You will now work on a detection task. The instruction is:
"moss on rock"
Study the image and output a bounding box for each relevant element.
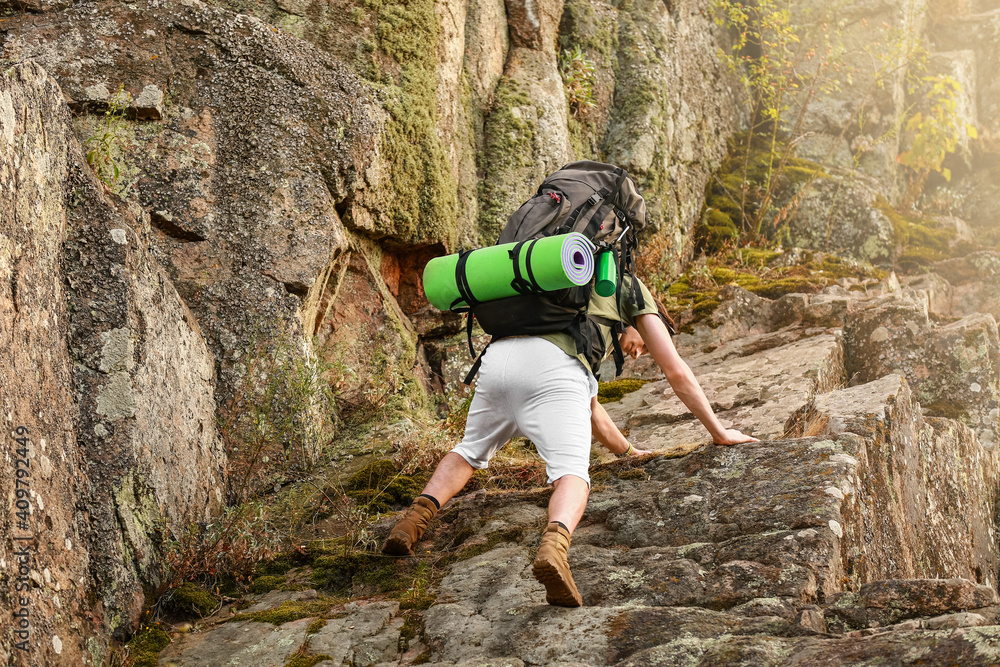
[230,597,339,625]
[250,575,289,594]
[284,654,336,667]
[597,378,651,404]
[698,131,828,252]
[340,459,428,513]
[437,527,526,568]
[165,582,219,618]
[876,196,955,274]
[361,0,457,245]
[310,552,403,594]
[124,625,171,667]
[478,76,537,244]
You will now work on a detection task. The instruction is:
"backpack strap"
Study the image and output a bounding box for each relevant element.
[450,248,480,311]
[465,310,477,358]
[581,167,630,240]
[463,342,488,385]
[554,167,628,236]
[590,314,626,377]
[508,239,546,296]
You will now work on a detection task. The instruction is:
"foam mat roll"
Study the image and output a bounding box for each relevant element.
[423,233,596,311]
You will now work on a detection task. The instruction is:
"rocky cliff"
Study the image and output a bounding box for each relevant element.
[0,61,224,665]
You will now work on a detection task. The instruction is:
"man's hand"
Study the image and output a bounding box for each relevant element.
[713,428,758,446]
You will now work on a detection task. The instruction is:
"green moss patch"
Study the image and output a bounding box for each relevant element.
[250,575,291,594]
[922,398,969,421]
[340,459,429,513]
[360,0,457,244]
[876,197,955,274]
[306,618,327,635]
[125,625,170,667]
[665,247,886,329]
[310,552,404,595]
[597,378,651,404]
[436,527,526,568]
[285,654,336,667]
[616,468,651,481]
[697,131,829,252]
[478,76,537,244]
[230,597,339,625]
[164,582,219,618]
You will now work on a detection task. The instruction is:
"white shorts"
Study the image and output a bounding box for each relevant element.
[451,337,599,485]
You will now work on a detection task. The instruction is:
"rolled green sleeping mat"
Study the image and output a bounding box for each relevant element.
[423,233,596,311]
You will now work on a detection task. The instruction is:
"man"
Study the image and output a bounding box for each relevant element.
[383,277,757,607]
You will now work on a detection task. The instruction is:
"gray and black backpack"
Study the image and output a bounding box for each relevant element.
[456,161,648,384]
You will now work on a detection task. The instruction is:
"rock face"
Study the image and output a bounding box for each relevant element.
[1,0,380,429]
[0,0,743,421]
[0,61,225,663]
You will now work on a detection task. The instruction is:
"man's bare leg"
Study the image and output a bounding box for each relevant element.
[533,474,589,607]
[422,452,476,505]
[547,474,589,532]
[383,452,475,556]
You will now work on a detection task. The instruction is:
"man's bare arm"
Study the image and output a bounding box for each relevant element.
[590,397,651,456]
[634,313,757,446]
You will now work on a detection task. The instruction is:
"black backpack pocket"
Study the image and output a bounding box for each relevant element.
[473,294,582,338]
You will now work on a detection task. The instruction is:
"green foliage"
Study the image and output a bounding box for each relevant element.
[560,46,597,118]
[712,0,800,124]
[124,625,170,667]
[698,132,828,250]
[898,74,977,201]
[399,561,434,610]
[84,85,131,188]
[707,0,955,247]
[597,379,651,404]
[161,500,292,593]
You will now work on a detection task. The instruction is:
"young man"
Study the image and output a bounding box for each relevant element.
[383,277,756,606]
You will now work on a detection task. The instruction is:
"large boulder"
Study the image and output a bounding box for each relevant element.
[844,292,1000,447]
[784,175,897,267]
[934,251,1000,322]
[0,61,225,663]
[805,374,999,586]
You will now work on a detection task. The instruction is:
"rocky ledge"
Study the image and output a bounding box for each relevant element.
[160,255,1000,666]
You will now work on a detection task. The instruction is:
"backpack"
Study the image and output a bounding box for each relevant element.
[457,161,647,384]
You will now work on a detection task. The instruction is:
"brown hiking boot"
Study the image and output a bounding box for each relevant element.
[382,496,438,556]
[532,523,583,607]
